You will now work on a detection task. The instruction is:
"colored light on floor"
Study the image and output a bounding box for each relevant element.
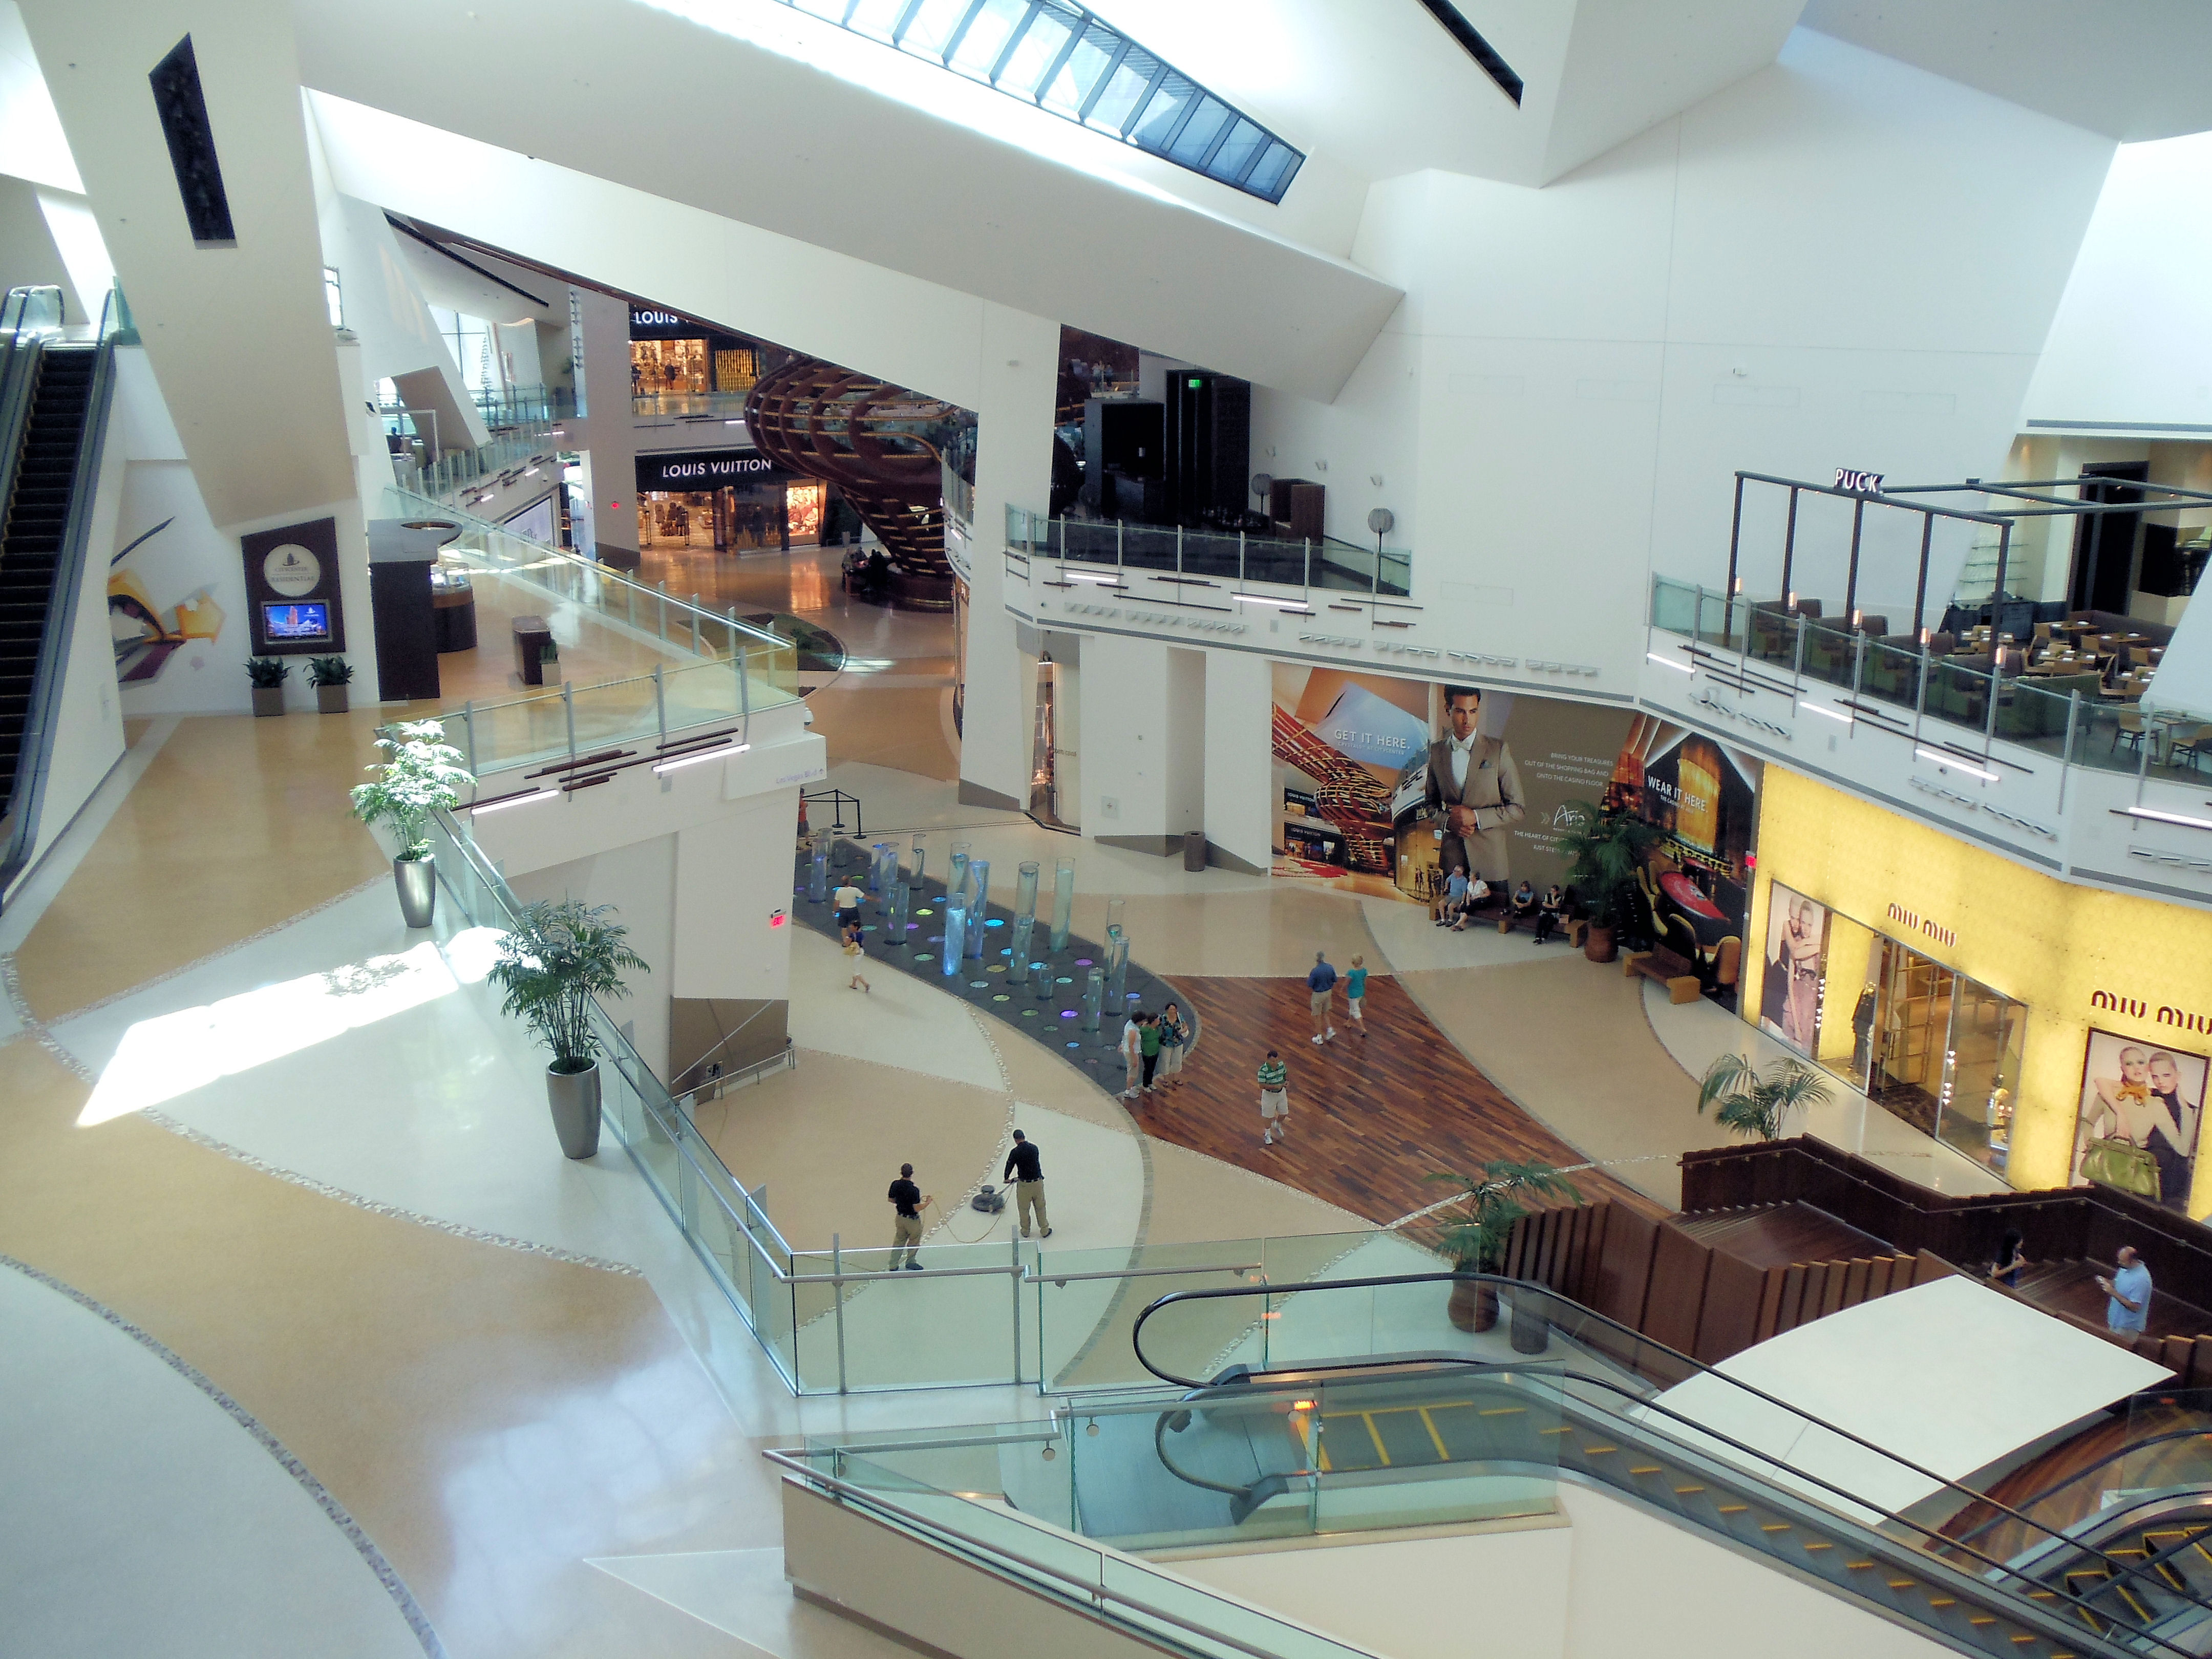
[1075,958,1093,966]
[1022,1009,1037,1017]
[906,923,920,930]
[1059,1010,1077,1018]
[992,994,1009,1002]
[914,953,934,961]
[916,908,933,917]
[969,980,987,988]
[984,919,1004,927]
[1056,976,1074,984]
[1067,1042,1080,1049]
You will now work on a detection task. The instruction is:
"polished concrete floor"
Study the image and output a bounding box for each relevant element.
[0,546,2003,1654]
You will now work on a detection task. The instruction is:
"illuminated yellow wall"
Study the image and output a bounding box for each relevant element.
[1746,768,2212,1209]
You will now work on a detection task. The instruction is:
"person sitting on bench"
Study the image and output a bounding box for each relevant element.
[1509,881,1538,926]
[1534,884,1568,944]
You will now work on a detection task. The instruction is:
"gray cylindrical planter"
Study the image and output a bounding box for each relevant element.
[316,686,350,714]
[251,688,285,717]
[547,1061,602,1159]
[393,856,436,929]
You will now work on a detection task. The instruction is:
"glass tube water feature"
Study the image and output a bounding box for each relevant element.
[942,903,966,975]
[1104,896,1126,941]
[1103,927,1130,1010]
[868,842,889,893]
[948,841,972,907]
[1082,967,1104,1030]
[1050,858,1075,951]
[807,839,831,903]
[910,832,926,888]
[1008,917,1033,984]
[1034,948,1055,1001]
[965,859,991,958]
[1015,861,1040,928]
[888,879,909,943]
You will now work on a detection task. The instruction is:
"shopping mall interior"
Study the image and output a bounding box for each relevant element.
[11,4,2212,1658]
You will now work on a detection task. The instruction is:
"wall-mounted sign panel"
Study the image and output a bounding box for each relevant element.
[635,449,796,491]
[241,516,345,655]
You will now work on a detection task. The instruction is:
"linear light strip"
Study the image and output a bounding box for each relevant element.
[1233,593,1314,612]
[471,787,559,815]
[653,741,751,774]
[1798,700,1852,724]
[1915,746,1997,782]
[1646,652,1693,674]
[2122,806,2212,832]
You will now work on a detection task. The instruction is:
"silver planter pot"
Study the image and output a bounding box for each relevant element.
[546,1061,602,1159]
[393,856,436,929]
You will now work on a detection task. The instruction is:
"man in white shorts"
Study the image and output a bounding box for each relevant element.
[1258,1048,1289,1145]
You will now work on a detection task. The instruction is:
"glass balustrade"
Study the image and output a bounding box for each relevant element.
[1007,506,1411,598]
[1648,573,2212,788]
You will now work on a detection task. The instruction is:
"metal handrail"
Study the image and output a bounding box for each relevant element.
[1951,1424,2212,1548]
[1037,1262,1262,1286]
[760,1449,1385,1659]
[1132,1272,2212,1652]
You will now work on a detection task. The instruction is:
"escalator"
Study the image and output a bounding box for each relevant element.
[1086,1272,2212,1658]
[0,287,117,897]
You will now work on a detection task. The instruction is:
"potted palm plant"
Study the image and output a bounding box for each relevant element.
[1431,1160,1583,1350]
[246,656,290,717]
[1696,1051,1835,1140]
[348,720,474,928]
[307,655,353,714]
[486,899,648,1159]
[1551,799,1660,963]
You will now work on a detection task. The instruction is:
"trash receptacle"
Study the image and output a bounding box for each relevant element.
[1183,830,1206,873]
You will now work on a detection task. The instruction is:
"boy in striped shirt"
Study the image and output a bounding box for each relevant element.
[1258,1049,1290,1145]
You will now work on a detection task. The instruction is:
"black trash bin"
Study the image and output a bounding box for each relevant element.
[1183,830,1206,872]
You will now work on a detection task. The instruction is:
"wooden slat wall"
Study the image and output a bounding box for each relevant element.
[1643,1223,1715,1356]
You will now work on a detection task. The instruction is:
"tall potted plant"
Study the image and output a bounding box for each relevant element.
[246,656,289,717]
[1551,799,1660,964]
[486,899,647,1159]
[1696,1051,1835,1141]
[1431,1160,1583,1350]
[348,720,474,928]
[308,655,353,714]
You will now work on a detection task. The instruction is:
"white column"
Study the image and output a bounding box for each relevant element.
[1203,647,1274,875]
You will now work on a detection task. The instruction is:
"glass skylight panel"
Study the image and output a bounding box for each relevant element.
[995,4,1073,90]
[946,0,1030,74]
[768,0,1302,202]
[1039,22,1117,115]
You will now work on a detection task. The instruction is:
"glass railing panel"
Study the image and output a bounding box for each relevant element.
[1120,523,1178,572]
[1009,512,1411,594]
[789,1241,1026,1392]
[1857,637,1923,714]
[1057,519,1121,569]
[1650,575,1698,636]
[1924,656,1993,733]
[632,390,752,422]
[1243,537,1310,588]
[1744,603,1798,668]
[1181,527,1242,581]
[1033,1242,1271,1392]
[1313,542,1377,593]
[1798,621,1857,690]
[1994,674,2082,759]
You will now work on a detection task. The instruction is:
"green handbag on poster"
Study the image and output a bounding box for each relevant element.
[2082,1137,2161,1199]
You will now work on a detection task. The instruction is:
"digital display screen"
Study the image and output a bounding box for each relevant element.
[263,601,331,642]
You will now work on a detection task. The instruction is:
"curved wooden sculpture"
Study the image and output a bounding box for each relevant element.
[743,359,962,576]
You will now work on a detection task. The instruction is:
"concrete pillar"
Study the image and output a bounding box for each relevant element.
[1076,633,1206,855]
[1203,647,1274,874]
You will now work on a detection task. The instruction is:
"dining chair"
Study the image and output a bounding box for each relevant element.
[2177,725,2212,774]
[2114,709,2148,756]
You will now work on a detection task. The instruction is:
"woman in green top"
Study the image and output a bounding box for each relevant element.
[1156,1002,1188,1088]
[1345,955,1368,1035]
[1139,1012,1164,1093]
[1257,1049,1290,1145]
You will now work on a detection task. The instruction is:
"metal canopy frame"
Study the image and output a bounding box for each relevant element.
[1725,470,2212,642]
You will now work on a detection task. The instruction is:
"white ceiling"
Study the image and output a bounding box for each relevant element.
[1801,0,2212,142]
[1087,0,1807,186]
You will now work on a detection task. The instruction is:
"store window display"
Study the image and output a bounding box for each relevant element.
[2075,1031,2208,1209]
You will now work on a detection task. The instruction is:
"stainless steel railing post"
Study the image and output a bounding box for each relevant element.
[833,1233,848,1395]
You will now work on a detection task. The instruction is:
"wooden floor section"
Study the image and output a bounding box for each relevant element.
[1134,974,1665,1229]
[1673,1202,1893,1270]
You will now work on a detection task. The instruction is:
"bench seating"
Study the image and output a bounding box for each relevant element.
[1624,945,1703,1004]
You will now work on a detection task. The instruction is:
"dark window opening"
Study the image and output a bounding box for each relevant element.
[148,35,236,247]
[1417,1,1523,106]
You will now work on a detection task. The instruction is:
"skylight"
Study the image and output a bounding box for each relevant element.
[775,0,1306,203]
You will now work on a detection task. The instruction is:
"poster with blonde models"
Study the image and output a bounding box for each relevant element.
[2074,1029,2206,1211]
[1759,884,1830,1055]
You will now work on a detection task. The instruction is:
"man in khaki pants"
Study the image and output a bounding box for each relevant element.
[1004,1130,1052,1240]
[887,1164,929,1270]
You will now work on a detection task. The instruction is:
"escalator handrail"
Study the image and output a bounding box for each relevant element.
[1128,1355,2210,1659]
[1952,1426,2212,1550]
[1134,1270,2212,1642]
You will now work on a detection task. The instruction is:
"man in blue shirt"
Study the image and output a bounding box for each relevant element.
[2100,1246,2153,1334]
[1308,951,1338,1046]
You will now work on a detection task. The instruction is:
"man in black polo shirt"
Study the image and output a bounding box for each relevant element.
[1004,1130,1052,1240]
[888,1163,930,1270]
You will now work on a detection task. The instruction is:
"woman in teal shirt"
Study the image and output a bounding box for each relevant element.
[1345,955,1368,1035]
[1139,1011,1164,1093]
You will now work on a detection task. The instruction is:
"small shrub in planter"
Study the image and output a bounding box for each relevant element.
[348,720,474,928]
[307,655,354,714]
[246,657,290,718]
[486,899,648,1158]
[1429,1160,1583,1348]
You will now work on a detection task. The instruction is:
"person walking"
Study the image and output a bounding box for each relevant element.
[1004,1129,1051,1240]
[887,1164,929,1270]
[1139,1011,1164,1094]
[832,875,864,934]
[1345,955,1369,1034]
[1308,951,1338,1045]
[841,923,870,991]
[1157,1002,1188,1088]
[2099,1245,2153,1334]
[1258,1049,1290,1145]
[1120,1009,1144,1101]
